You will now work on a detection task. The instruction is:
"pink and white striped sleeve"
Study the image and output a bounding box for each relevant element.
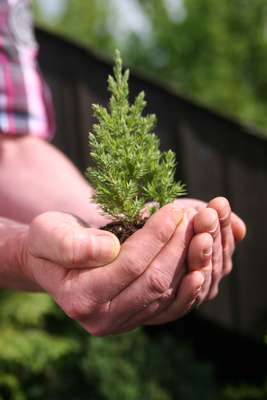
[0,0,56,139]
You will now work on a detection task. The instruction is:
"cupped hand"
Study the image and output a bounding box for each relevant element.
[24,205,206,336]
[174,196,246,306]
[23,197,245,335]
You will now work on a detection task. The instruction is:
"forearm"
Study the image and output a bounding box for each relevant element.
[0,217,42,291]
[0,135,109,226]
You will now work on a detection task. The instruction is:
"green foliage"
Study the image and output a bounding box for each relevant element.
[86,50,185,222]
[0,290,221,400]
[0,291,81,400]
[1,289,266,400]
[222,380,267,400]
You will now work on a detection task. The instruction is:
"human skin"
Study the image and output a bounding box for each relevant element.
[0,205,212,336]
[0,135,246,240]
[0,134,246,335]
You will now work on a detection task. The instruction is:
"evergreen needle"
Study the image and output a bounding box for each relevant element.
[86,49,186,223]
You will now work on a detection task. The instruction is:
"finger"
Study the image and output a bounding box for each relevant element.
[194,208,224,296]
[105,209,197,332]
[231,213,246,243]
[207,197,235,276]
[176,197,246,244]
[174,197,207,211]
[187,232,213,297]
[143,270,205,326]
[208,197,246,245]
[28,211,120,268]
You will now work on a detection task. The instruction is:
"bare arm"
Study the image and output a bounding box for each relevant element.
[0,134,109,227]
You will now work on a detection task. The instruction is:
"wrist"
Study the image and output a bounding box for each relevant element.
[0,218,43,291]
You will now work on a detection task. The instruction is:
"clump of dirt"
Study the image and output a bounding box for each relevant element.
[100,218,147,244]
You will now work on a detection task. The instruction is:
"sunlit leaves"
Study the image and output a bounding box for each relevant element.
[86,50,185,222]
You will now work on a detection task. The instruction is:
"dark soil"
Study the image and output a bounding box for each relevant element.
[100,218,147,244]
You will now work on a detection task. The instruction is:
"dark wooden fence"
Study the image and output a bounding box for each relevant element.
[36,28,267,343]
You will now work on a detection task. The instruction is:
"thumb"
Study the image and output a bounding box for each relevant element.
[28,212,121,268]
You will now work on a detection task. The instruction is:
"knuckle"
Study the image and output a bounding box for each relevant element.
[61,233,75,265]
[61,230,90,266]
[28,214,45,239]
[158,288,175,305]
[29,215,40,231]
[147,267,171,295]
[119,252,146,279]
[30,211,55,231]
[153,222,174,245]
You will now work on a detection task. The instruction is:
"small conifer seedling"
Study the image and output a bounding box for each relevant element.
[86,50,186,240]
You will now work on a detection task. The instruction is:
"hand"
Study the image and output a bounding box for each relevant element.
[174,197,246,243]
[175,196,246,305]
[144,197,246,325]
[23,205,206,336]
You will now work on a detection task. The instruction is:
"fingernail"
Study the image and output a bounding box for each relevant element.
[219,205,230,222]
[208,218,218,233]
[203,244,212,257]
[94,235,120,264]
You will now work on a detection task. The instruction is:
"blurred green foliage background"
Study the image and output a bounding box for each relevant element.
[33,0,267,136]
[0,291,220,399]
[0,290,266,399]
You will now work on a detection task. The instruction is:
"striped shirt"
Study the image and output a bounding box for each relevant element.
[0,0,55,139]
